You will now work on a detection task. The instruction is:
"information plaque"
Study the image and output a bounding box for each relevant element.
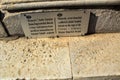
[21,11,90,38]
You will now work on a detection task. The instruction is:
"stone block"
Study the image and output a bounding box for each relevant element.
[3,13,24,36]
[69,33,120,80]
[0,21,7,37]
[1,33,120,79]
[0,37,72,79]
[2,9,120,36]
[92,9,120,33]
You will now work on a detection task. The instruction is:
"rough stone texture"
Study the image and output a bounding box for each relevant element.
[0,37,72,79]
[69,33,120,80]
[0,21,7,37]
[2,9,120,36]
[1,33,120,80]
[3,13,24,36]
[90,9,120,33]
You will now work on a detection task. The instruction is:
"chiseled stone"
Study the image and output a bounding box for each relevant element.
[92,9,120,33]
[0,37,72,79]
[69,33,120,80]
[3,13,24,36]
[0,21,7,37]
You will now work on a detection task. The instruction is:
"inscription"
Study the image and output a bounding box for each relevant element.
[21,11,90,38]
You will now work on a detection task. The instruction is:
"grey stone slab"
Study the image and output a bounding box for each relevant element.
[0,37,72,79]
[2,9,120,37]
[92,9,120,33]
[69,33,120,80]
[3,13,24,36]
[0,21,7,37]
[3,10,60,36]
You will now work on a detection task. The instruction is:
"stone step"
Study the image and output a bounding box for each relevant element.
[0,33,120,80]
[69,33,120,80]
[0,37,72,80]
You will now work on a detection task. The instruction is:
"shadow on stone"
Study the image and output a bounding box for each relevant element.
[0,11,5,20]
[0,12,10,36]
[0,11,9,37]
[87,12,98,34]
[8,5,120,12]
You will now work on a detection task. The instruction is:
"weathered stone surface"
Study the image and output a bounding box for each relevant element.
[69,33,120,80]
[91,9,120,33]
[0,37,72,79]
[1,0,75,4]
[1,33,120,79]
[2,0,120,6]
[0,21,7,37]
[3,13,24,36]
[2,9,120,36]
